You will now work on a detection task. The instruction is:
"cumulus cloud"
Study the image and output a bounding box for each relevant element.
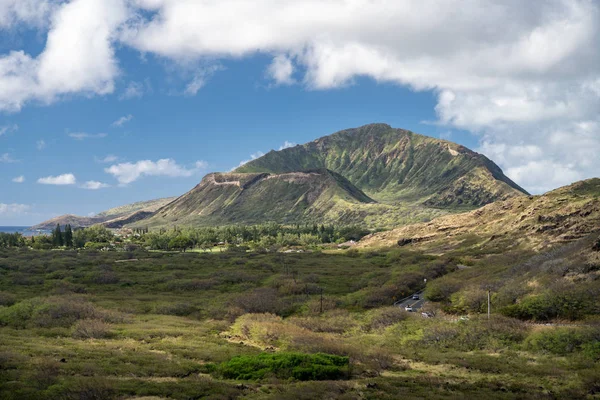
[279,141,297,150]
[81,180,110,190]
[268,55,295,85]
[37,173,76,185]
[36,140,46,150]
[0,0,57,29]
[0,0,128,111]
[68,132,107,140]
[105,158,208,185]
[0,203,30,216]
[12,175,25,183]
[112,114,133,127]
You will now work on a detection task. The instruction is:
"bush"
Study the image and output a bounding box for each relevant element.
[501,290,593,321]
[524,327,600,356]
[0,291,16,306]
[0,296,123,329]
[364,306,409,331]
[72,319,113,339]
[214,352,349,381]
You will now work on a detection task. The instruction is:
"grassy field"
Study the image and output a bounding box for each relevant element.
[1,246,599,399]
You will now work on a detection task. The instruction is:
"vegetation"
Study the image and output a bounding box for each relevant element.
[0,223,372,252]
[1,236,600,399]
[213,353,350,381]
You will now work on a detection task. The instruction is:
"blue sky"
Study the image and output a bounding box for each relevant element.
[1,1,598,225]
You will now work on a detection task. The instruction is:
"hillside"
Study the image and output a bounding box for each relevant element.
[359,178,600,252]
[136,169,391,228]
[29,214,105,231]
[31,197,175,230]
[236,123,527,207]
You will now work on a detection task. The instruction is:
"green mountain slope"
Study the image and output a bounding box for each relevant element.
[236,123,527,207]
[135,169,401,228]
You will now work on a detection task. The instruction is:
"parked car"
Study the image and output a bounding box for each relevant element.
[412,295,420,300]
[405,306,413,312]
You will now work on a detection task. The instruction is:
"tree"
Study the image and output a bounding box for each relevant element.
[52,224,64,247]
[64,224,73,247]
[168,235,193,252]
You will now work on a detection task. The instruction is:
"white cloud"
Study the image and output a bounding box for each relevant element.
[0,153,18,163]
[184,65,223,96]
[36,140,46,150]
[278,141,296,150]
[81,180,110,190]
[0,124,18,137]
[95,154,118,163]
[0,0,56,29]
[12,175,25,183]
[268,55,295,85]
[37,173,76,185]
[105,158,208,185]
[237,151,265,168]
[112,114,133,127]
[119,81,147,100]
[0,203,30,216]
[0,0,128,111]
[68,132,107,140]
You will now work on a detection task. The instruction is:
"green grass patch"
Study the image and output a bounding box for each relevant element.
[214,352,350,381]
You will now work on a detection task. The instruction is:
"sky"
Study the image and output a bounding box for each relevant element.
[1,0,599,225]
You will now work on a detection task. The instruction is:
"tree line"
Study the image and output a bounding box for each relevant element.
[0,223,372,252]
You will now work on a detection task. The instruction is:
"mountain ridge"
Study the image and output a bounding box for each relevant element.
[236,123,527,207]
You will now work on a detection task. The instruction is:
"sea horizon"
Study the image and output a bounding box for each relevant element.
[0,226,50,236]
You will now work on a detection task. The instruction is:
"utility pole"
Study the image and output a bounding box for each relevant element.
[487,290,491,320]
[320,287,324,314]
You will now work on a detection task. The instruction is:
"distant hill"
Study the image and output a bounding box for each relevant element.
[31,197,175,230]
[236,123,527,207]
[359,178,600,251]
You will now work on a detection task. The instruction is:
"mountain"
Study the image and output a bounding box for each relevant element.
[359,178,600,251]
[136,170,389,228]
[132,124,528,229]
[31,197,176,230]
[236,123,527,207]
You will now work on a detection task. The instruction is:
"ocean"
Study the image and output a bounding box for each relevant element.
[0,226,50,236]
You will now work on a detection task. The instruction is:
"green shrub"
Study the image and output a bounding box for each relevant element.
[214,352,349,381]
[524,327,600,356]
[0,296,121,329]
[501,291,592,321]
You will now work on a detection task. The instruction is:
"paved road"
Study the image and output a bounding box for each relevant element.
[394,291,427,312]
